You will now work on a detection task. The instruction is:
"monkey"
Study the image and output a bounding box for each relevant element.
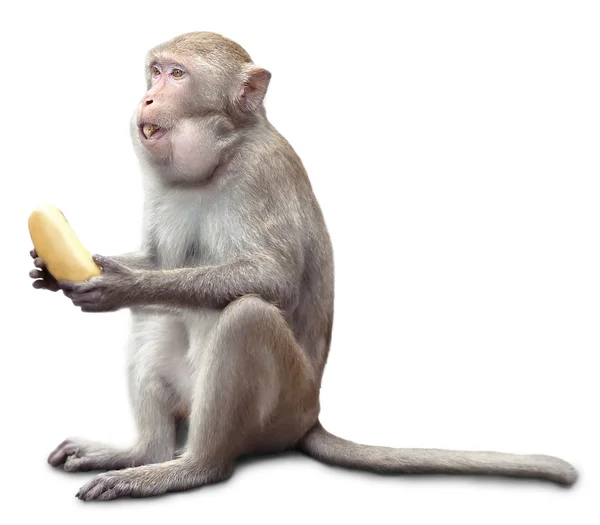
[29,32,577,501]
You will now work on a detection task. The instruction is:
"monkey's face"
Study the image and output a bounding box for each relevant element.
[132,50,237,172]
[135,56,199,148]
[130,33,271,183]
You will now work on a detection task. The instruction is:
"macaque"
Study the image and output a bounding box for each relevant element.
[29,32,577,501]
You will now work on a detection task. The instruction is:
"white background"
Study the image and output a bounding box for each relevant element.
[1,0,598,523]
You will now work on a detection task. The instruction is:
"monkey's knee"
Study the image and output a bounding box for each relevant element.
[213,294,313,392]
[218,294,287,335]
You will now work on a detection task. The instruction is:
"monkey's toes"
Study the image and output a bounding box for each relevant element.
[76,471,154,501]
[48,437,130,472]
[76,473,130,501]
[48,439,80,467]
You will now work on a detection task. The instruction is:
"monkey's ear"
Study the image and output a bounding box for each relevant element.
[238,67,271,112]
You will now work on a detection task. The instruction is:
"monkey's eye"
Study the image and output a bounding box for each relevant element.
[151,66,160,77]
[172,68,184,78]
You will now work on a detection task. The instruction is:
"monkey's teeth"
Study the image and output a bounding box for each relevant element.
[143,124,160,139]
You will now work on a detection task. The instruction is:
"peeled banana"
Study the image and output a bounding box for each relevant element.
[28,204,101,282]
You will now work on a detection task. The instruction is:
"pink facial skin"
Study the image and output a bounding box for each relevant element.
[133,58,233,184]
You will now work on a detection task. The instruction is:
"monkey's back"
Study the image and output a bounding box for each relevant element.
[253,124,335,379]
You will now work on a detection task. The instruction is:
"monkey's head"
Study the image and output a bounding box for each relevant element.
[131,32,271,181]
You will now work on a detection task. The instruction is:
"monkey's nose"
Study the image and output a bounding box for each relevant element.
[144,98,154,106]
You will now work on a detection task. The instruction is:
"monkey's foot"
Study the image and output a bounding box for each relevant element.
[48,437,165,472]
[76,458,232,501]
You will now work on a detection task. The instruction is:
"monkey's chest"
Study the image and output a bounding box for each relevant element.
[153,194,235,269]
[151,196,235,360]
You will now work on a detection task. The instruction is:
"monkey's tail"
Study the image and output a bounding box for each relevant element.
[296,420,577,486]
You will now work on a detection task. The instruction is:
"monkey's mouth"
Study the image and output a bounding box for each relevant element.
[139,123,167,141]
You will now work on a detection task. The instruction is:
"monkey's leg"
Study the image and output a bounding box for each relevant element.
[76,295,318,501]
[49,315,190,472]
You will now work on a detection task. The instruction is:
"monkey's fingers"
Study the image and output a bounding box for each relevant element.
[30,248,38,259]
[30,261,59,291]
[32,277,60,292]
[33,256,47,269]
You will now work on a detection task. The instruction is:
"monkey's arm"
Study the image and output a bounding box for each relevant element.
[59,254,300,313]
[137,257,299,311]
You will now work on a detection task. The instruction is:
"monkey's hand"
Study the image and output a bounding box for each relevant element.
[29,248,59,291]
[59,255,140,313]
